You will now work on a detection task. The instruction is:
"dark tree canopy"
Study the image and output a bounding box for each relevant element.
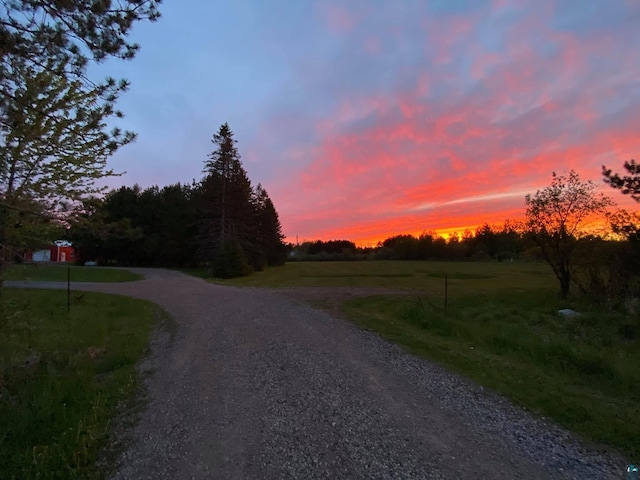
[198,123,286,276]
[0,1,162,73]
[252,183,286,267]
[69,183,199,267]
[603,159,640,202]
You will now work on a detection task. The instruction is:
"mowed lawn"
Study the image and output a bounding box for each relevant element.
[5,264,142,283]
[0,289,165,479]
[215,260,640,460]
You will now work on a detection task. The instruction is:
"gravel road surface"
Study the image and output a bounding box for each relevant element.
[8,268,629,479]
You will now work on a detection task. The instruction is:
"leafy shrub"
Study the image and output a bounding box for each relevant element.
[211,240,251,278]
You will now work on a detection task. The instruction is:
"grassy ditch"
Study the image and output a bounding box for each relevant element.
[0,288,163,479]
[5,264,142,283]
[343,291,640,459]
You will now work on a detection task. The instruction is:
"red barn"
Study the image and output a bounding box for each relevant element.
[50,244,75,262]
[26,240,76,263]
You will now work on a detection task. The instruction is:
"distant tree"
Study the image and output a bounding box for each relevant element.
[252,184,286,267]
[307,240,356,255]
[466,223,524,261]
[525,170,614,298]
[601,160,640,293]
[417,233,435,259]
[446,232,468,260]
[462,224,489,259]
[156,183,200,266]
[607,210,640,289]
[381,234,419,260]
[67,197,110,263]
[608,209,640,241]
[602,159,640,243]
[494,221,526,260]
[99,186,143,265]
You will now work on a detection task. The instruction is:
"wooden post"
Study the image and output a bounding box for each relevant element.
[444,274,448,318]
[67,267,71,313]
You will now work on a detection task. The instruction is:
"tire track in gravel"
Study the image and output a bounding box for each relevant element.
[8,268,628,479]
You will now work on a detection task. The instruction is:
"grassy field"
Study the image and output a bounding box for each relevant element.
[201,259,557,291]
[208,260,640,459]
[0,288,164,479]
[5,264,142,282]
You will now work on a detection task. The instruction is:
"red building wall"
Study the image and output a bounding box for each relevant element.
[49,245,75,262]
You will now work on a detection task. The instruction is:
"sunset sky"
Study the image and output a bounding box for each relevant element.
[96,0,640,246]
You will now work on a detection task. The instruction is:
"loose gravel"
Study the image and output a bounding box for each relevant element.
[8,269,630,479]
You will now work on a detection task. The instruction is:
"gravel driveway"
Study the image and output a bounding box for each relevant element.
[8,268,629,479]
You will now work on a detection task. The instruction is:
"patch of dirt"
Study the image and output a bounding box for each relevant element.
[273,286,418,318]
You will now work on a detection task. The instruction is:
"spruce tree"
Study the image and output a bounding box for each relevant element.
[253,184,286,266]
[199,123,253,276]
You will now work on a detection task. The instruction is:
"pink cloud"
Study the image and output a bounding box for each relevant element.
[322,4,357,34]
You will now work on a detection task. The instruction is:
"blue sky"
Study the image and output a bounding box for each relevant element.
[96,0,640,245]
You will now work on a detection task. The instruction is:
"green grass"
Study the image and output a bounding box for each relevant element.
[0,288,164,479]
[5,264,142,282]
[194,260,556,291]
[343,291,640,459]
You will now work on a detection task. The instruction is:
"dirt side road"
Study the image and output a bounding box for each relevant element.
[8,269,627,479]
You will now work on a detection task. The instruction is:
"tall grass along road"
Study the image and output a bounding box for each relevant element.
[10,268,629,479]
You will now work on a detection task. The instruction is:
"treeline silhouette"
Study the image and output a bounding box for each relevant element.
[68,124,287,277]
[291,223,530,262]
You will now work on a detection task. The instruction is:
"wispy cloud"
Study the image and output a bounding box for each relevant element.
[411,189,534,212]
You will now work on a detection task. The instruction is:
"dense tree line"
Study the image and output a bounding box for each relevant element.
[291,224,531,262]
[69,183,198,267]
[69,124,287,277]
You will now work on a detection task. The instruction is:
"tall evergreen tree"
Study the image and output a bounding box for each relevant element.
[253,184,286,266]
[199,123,254,275]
